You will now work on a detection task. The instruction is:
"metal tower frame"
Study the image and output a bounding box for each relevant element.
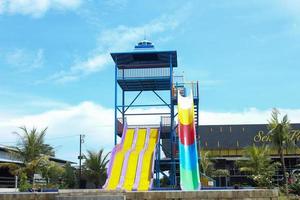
[111,45,178,187]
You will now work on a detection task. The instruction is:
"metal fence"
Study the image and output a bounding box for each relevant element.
[0,176,16,188]
[117,67,170,79]
[172,81,199,99]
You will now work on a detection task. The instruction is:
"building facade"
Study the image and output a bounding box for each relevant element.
[0,145,74,188]
[161,123,300,187]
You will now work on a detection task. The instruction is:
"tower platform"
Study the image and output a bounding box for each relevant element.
[111,51,177,91]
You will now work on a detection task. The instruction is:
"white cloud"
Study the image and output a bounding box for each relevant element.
[0,89,70,114]
[1,101,300,162]
[0,0,82,17]
[103,0,128,8]
[50,3,192,83]
[280,0,300,13]
[0,101,114,162]
[278,0,300,24]
[0,1,4,13]
[74,54,111,73]
[4,48,44,72]
[49,53,111,84]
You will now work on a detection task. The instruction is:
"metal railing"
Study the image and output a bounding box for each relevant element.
[127,124,160,128]
[161,116,171,127]
[172,81,199,99]
[0,176,16,188]
[173,75,184,83]
[117,67,170,80]
[117,117,126,135]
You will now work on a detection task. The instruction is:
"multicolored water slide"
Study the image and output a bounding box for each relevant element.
[178,90,201,190]
[104,127,159,191]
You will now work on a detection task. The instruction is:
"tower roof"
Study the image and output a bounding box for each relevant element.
[111,50,177,69]
[111,40,177,69]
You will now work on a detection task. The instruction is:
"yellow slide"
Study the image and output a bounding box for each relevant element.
[106,128,135,190]
[137,128,159,191]
[122,128,147,190]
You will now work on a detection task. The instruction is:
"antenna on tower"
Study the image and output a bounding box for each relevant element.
[134,36,155,50]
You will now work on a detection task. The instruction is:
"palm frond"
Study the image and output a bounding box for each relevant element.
[83,148,109,187]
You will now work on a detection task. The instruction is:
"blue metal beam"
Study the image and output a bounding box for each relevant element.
[122,90,125,128]
[114,63,118,145]
[117,104,170,108]
[169,53,176,187]
[152,90,171,108]
[124,113,170,116]
[174,112,178,118]
[155,125,161,187]
[117,107,122,114]
[124,91,142,113]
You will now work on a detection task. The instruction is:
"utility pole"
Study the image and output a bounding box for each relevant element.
[78,134,85,188]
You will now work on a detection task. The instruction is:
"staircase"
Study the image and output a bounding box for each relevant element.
[194,102,199,129]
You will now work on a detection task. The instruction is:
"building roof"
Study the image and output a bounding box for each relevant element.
[0,158,22,164]
[0,145,75,164]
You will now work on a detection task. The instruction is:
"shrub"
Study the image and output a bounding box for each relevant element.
[19,173,31,192]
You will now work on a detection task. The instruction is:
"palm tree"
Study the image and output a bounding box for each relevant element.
[83,149,109,188]
[200,151,214,176]
[267,108,293,193]
[0,126,55,177]
[15,126,54,162]
[237,145,279,187]
[200,150,230,186]
[62,163,77,188]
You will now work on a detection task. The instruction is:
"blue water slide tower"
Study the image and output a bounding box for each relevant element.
[110,40,199,188]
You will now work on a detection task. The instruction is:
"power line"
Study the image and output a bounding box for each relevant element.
[1,125,114,144]
[1,134,80,144]
[0,141,17,144]
[45,134,80,141]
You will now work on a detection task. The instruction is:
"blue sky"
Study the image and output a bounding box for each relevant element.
[0,0,300,162]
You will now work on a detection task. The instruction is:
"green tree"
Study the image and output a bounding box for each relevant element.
[83,149,109,188]
[237,145,279,187]
[0,127,58,188]
[15,126,55,163]
[200,150,230,187]
[267,108,294,193]
[19,172,31,192]
[200,151,214,176]
[159,175,170,187]
[62,163,77,189]
[38,156,65,186]
[200,150,229,178]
